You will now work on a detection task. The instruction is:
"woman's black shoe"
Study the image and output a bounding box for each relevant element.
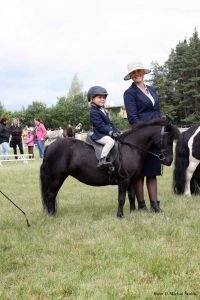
[138,200,148,211]
[150,201,161,213]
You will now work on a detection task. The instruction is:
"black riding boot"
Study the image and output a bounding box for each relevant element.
[97,157,112,169]
[138,200,148,211]
[150,201,161,213]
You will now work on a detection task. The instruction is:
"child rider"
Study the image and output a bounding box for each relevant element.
[87,86,120,168]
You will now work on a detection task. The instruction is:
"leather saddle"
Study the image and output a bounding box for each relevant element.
[85,134,119,163]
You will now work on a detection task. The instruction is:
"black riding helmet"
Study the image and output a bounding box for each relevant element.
[87,86,108,102]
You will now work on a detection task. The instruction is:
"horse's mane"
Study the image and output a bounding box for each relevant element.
[120,118,169,139]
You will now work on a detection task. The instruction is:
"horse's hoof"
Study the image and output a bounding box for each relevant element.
[48,211,56,217]
[117,213,124,218]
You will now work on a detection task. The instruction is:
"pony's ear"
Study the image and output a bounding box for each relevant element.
[165,124,172,132]
[161,114,173,124]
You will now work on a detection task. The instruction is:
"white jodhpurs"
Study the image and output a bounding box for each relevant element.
[96,136,115,158]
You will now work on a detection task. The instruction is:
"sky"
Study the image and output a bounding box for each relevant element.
[1,0,200,111]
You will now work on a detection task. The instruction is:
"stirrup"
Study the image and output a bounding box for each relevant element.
[97,157,112,169]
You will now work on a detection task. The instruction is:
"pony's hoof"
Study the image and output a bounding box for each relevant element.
[117,213,124,218]
[48,211,56,217]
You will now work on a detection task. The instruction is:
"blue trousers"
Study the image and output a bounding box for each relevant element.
[37,140,45,158]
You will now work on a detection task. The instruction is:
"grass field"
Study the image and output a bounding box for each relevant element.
[0,159,200,299]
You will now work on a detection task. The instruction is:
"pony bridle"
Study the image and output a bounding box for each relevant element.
[138,125,167,161]
[119,126,168,162]
[157,126,167,161]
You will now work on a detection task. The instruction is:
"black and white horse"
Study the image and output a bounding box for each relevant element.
[173,125,200,196]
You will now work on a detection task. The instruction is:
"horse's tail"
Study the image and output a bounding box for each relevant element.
[173,140,189,194]
[40,146,57,215]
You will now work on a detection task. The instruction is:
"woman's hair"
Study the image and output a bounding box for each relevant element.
[0,117,8,123]
[35,118,41,123]
[12,117,20,126]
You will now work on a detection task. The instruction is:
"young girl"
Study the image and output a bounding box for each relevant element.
[25,127,35,159]
[87,86,120,168]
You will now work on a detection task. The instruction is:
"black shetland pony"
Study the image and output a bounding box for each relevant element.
[173,125,200,196]
[40,119,181,218]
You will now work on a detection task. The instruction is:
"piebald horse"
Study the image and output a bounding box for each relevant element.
[173,125,200,196]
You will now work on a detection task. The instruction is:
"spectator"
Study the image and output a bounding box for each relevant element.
[34,118,47,159]
[25,127,35,159]
[64,124,75,138]
[75,123,82,140]
[0,117,10,160]
[10,118,24,159]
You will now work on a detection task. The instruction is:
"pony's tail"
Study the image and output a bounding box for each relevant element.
[40,146,57,215]
[173,140,189,194]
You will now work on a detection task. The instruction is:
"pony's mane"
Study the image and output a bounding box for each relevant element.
[121,118,168,139]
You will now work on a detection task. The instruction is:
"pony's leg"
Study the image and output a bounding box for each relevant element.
[127,183,136,213]
[117,183,129,218]
[40,160,68,215]
[184,159,199,196]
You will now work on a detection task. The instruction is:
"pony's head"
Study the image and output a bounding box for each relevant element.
[121,118,181,166]
[157,122,181,166]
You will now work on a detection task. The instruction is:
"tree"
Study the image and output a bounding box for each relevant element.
[67,73,82,99]
[22,101,47,127]
[151,28,200,126]
[0,101,6,118]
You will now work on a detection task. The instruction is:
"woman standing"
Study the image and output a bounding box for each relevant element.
[123,61,161,212]
[10,118,24,159]
[0,117,10,160]
[34,118,47,159]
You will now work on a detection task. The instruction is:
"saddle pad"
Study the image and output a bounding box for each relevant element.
[86,135,118,162]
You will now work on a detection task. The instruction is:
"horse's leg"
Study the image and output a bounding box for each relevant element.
[45,177,66,215]
[40,160,68,215]
[184,159,199,196]
[127,183,136,213]
[117,182,129,218]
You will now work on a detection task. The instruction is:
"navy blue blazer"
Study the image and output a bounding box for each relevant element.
[124,83,161,125]
[89,105,118,140]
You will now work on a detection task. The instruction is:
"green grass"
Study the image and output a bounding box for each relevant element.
[0,161,200,299]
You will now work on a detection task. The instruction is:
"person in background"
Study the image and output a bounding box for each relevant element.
[10,117,24,159]
[87,86,120,168]
[123,61,162,213]
[63,123,75,138]
[0,117,10,160]
[22,125,28,147]
[25,127,35,159]
[34,118,47,159]
[75,123,82,140]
